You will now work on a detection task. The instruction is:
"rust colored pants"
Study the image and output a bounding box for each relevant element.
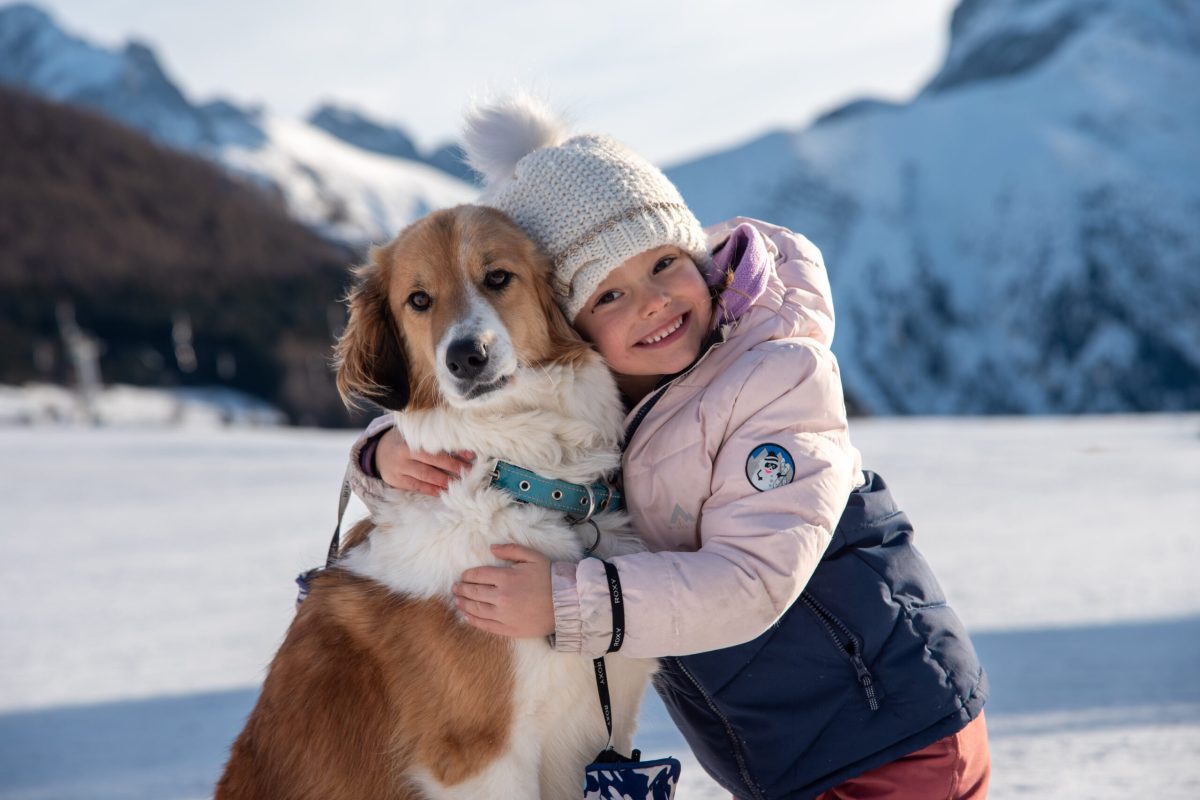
[814,712,991,800]
[734,713,991,800]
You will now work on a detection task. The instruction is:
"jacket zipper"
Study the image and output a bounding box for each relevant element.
[669,656,767,800]
[622,332,727,450]
[622,384,669,449]
[798,592,880,712]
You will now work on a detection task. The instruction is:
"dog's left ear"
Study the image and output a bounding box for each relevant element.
[534,259,592,366]
[335,248,411,411]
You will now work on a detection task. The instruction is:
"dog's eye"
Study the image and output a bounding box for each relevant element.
[407,291,431,311]
[483,269,513,291]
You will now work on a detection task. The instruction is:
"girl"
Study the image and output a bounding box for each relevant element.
[347,96,989,800]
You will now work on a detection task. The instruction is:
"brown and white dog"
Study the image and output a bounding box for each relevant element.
[217,206,655,800]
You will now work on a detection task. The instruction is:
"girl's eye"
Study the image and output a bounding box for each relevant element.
[594,290,621,308]
[408,291,431,311]
[653,256,676,274]
[484,269,513,290]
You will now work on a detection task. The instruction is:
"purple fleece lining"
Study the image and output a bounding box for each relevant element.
[710,223,770,324]
[360,433,383,478]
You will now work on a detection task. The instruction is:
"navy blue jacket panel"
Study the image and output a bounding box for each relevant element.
[654,471,988,800]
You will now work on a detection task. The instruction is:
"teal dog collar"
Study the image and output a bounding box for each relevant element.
[489,461,623,521]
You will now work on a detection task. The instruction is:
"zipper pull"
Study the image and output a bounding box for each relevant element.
[849,653,880,712]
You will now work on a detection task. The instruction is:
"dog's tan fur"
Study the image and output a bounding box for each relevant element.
[218,207,649,800]
[335,206,588,413]
[218,566,515,798]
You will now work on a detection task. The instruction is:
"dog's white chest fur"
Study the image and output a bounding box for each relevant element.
[340,358,656,799]
[341,358,629,597]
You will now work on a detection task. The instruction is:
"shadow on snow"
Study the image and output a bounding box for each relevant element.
[970,614,1200,718]
[2,615,1198,798]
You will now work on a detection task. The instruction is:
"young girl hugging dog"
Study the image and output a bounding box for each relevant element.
[348,95,990,800]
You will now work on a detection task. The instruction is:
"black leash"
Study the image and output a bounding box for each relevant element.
[592,559,638,762]
[325,467,354,567]
[296,464,353,605]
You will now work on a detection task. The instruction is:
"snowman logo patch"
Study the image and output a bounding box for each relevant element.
[746,444,795,491]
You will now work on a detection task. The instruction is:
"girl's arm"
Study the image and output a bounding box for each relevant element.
[552,341,861,658]
[347,416,473,511]
[347,414,401,512]
[373,428,474,496]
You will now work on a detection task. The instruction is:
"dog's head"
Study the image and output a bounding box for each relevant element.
[336,205,590,412]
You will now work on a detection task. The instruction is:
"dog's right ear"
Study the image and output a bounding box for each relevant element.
[335,250,411,412]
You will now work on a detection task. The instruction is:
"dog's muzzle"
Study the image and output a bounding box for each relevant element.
[445,336,510,400]
[445,337,489,381]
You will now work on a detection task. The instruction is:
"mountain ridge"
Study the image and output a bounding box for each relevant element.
[666,0,1199,413]
[3,0,1195,414]
[0,2,476,244]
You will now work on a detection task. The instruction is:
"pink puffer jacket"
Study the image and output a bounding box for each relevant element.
[348,217,864,659]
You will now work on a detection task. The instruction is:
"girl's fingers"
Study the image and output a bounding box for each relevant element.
[407,462,453,490]
[460,566,507,586]
[410,449,466,476]
[390,474,446,498]
[377,427,474,496]
[455,596,497,619]
[490,543,543,563]
[453,581,498,603]
[459,610,506,636]
[381,459,447,493]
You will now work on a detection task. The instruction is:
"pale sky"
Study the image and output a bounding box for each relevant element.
[37,0,959,165]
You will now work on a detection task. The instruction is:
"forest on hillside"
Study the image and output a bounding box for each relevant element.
[0,87,375,426]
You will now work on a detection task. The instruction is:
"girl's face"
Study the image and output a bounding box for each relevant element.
[573,245,713,392]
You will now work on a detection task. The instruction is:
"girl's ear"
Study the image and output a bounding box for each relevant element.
[335,253,411,411]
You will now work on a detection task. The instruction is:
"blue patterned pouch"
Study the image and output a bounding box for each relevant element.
[584,750,681,799]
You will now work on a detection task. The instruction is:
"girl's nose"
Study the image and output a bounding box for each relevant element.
[640,286,671,317]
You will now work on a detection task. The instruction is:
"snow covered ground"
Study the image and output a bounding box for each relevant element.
[0,383,285,428]
[1,414,1197,798]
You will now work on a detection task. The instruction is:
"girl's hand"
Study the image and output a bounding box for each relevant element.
[454,544,555,638]
[376,427,474,497]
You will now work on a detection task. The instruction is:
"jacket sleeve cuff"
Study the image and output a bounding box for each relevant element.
[347,414,397,509]
[549,561,584,653]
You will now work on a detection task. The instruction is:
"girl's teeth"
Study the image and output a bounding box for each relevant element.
[642,316,682,344]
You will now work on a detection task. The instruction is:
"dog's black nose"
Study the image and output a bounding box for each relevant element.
[445,338,490,380]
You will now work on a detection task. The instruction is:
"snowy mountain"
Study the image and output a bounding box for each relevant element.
[305,102,477,183]
[5,0,1196,414]
[668,0,1200,414]
[0,3,223,151]
[307,103,422,161]
[216,113,474,243]
[0,3,476,243]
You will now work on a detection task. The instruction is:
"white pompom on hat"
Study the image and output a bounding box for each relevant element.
[462,94,711,321]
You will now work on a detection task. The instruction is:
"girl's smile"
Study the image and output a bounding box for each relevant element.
[636,312,688,347]
[573,245,714,400]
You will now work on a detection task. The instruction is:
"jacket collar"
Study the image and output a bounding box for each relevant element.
[711,223,772,324]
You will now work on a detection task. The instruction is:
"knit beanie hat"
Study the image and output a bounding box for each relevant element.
[462,95,711,321]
